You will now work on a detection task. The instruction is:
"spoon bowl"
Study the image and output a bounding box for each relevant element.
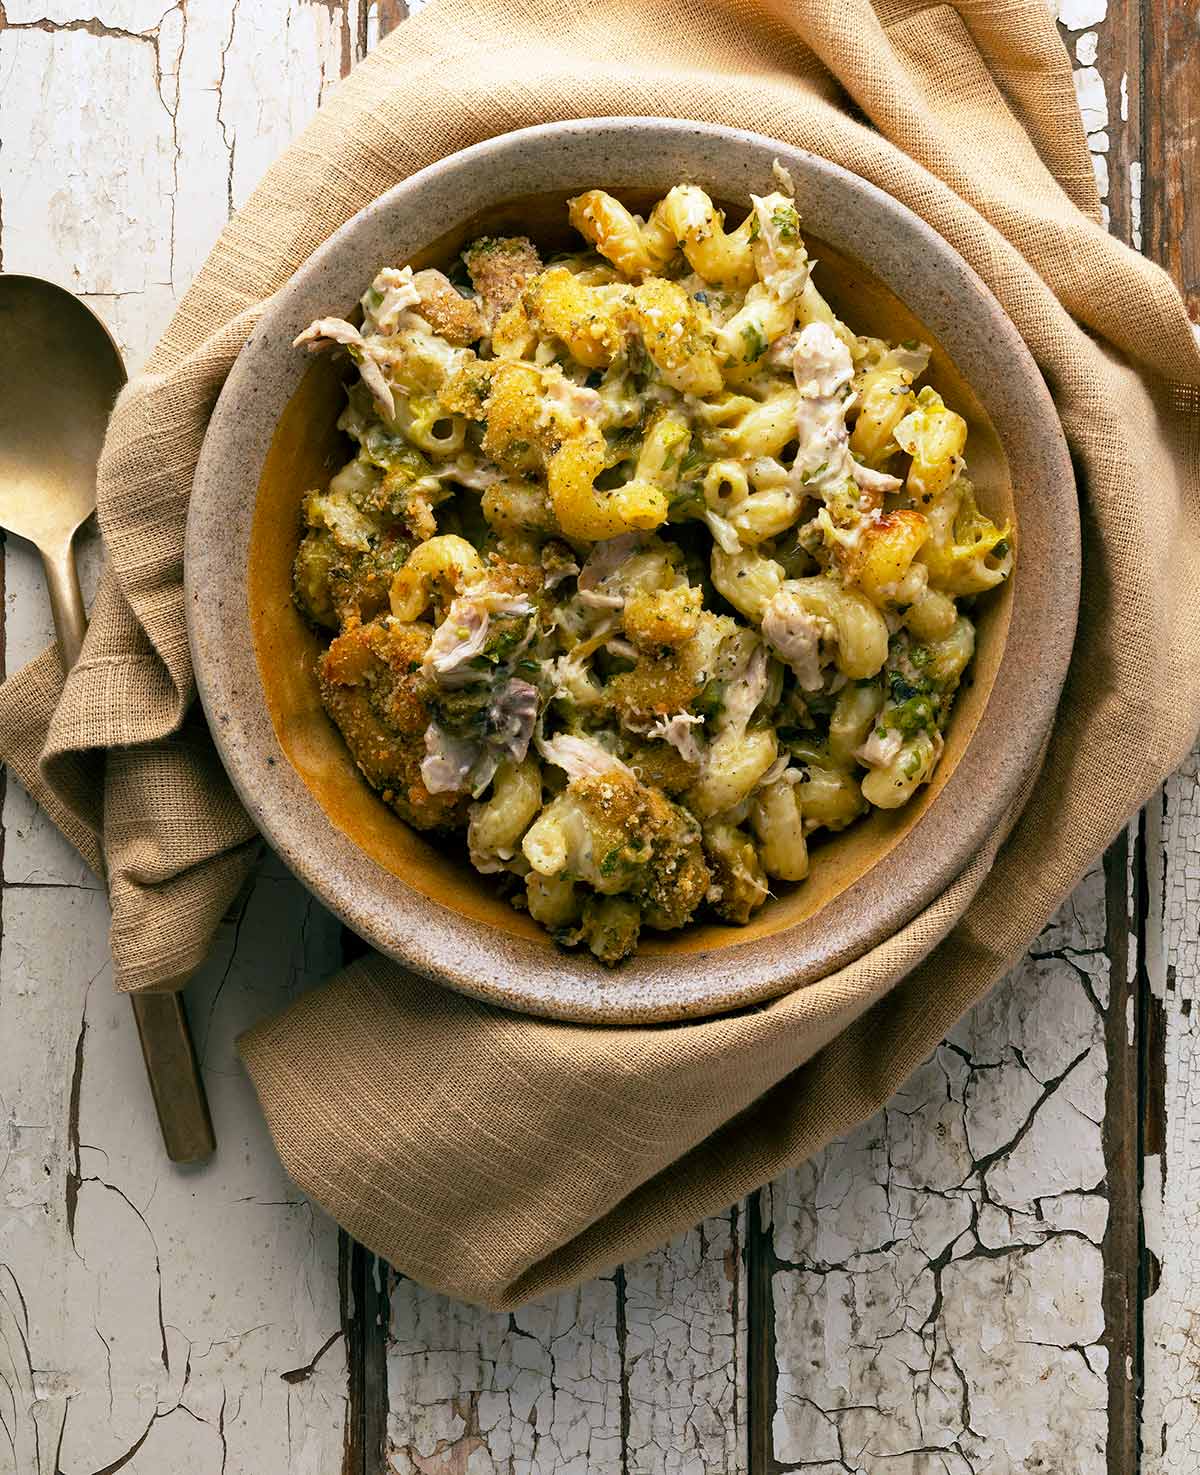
[0,276,124,662]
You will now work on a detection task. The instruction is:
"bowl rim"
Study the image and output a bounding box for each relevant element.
[186,115,1080,1023]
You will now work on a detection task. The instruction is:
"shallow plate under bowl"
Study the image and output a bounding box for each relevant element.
[186,117,1078,1023]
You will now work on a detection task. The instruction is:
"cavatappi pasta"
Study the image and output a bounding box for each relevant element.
[290,182,1014,964]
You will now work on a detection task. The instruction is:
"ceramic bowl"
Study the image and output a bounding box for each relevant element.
[186,117,1078,1023]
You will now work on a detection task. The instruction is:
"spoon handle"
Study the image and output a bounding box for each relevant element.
[40,536,217,1164]
[42,538,87,670]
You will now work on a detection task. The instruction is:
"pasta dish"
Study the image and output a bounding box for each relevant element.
[290,181,1014,963]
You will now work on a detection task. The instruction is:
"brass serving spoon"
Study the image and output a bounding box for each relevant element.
[0,275,215,1163]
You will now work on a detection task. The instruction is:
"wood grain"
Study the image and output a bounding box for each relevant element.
[1137,0,1200,1439]
[1142,0,1200,317]
[383,1217,748,1474]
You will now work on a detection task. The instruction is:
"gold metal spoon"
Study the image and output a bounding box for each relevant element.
[0,274,215,1163]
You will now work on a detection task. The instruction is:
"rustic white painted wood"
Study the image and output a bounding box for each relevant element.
[766,865,1112,1475]
[0,7,353,1474]
[385,1216,748,1474]
[1143,754,1200,1474]
[0,2,1193,1472]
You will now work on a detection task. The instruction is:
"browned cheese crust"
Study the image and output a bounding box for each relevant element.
[318,617,469,832]
[463,236,543,327]
[569,771,709,931]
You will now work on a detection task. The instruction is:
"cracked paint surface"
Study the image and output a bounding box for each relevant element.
[766,867,1111,1474]
[386,1216,748,1474]
[1143,749,1200,1471]
[0,861,350,1474]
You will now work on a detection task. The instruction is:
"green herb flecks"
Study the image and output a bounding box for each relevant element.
[740,322,767,362]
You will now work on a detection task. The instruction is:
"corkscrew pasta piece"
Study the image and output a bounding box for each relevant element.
[389,534,485,620]
[467,757,543,872]
[750,776,809,881]
[657,185,757,288]
[568,190,677,279]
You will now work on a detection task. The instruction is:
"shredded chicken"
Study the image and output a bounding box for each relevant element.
[364,266,421,334]
[648,711,706,766]
[750,193,811,301]
[293,317,396,420]
[762,591,826,691]
[422,588,533,687]
[577,533,644,609]
[488,679,539,763]
[536,731,634,781]
[721,642,770,733]
[790,323,902,502]
[540,369,604,426]
[856,725,904,768]
[421,724,490,795]
[423,600,490,685]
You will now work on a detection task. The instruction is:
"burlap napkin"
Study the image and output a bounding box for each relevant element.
[2,0,1197,1309]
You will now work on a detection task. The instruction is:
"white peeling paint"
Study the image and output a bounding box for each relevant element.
[1074,66,1110,135]
[1076,31,1100,65]
[1120,71,1129,122]
[1142,751,1200,1472]
[1131,161,1144,251]
[768,866,1112,1472]
[386,1222,749,1474]
[0,6,355,1472]
[1058,0,1109,29]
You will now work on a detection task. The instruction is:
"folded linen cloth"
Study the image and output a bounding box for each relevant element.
[2,0,1197,1310]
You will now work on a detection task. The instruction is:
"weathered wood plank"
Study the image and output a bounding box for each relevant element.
[384,1215,748,1474]
[1130,0,1200,1463]
[0,847,350,1474]
[1141,0,1200,318]
[760,864,1112,1474]
[1141,757,1200,1472]
[0,5,359,1473]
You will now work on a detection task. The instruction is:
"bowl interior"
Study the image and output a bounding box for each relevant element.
[247,190,1014,956]
[190,118,1076,1022]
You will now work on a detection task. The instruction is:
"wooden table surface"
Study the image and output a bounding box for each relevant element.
[0,3,1195,1471]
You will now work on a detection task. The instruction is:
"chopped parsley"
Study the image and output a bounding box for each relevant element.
[888,670,931,704]
[681,440,707,473]
[740,322,767,362]
[890,694,936,736]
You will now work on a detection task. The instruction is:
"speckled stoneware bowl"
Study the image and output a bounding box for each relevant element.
[186,117,1079,1023]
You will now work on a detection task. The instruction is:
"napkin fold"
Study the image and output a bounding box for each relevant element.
[3,0,1198,1308]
